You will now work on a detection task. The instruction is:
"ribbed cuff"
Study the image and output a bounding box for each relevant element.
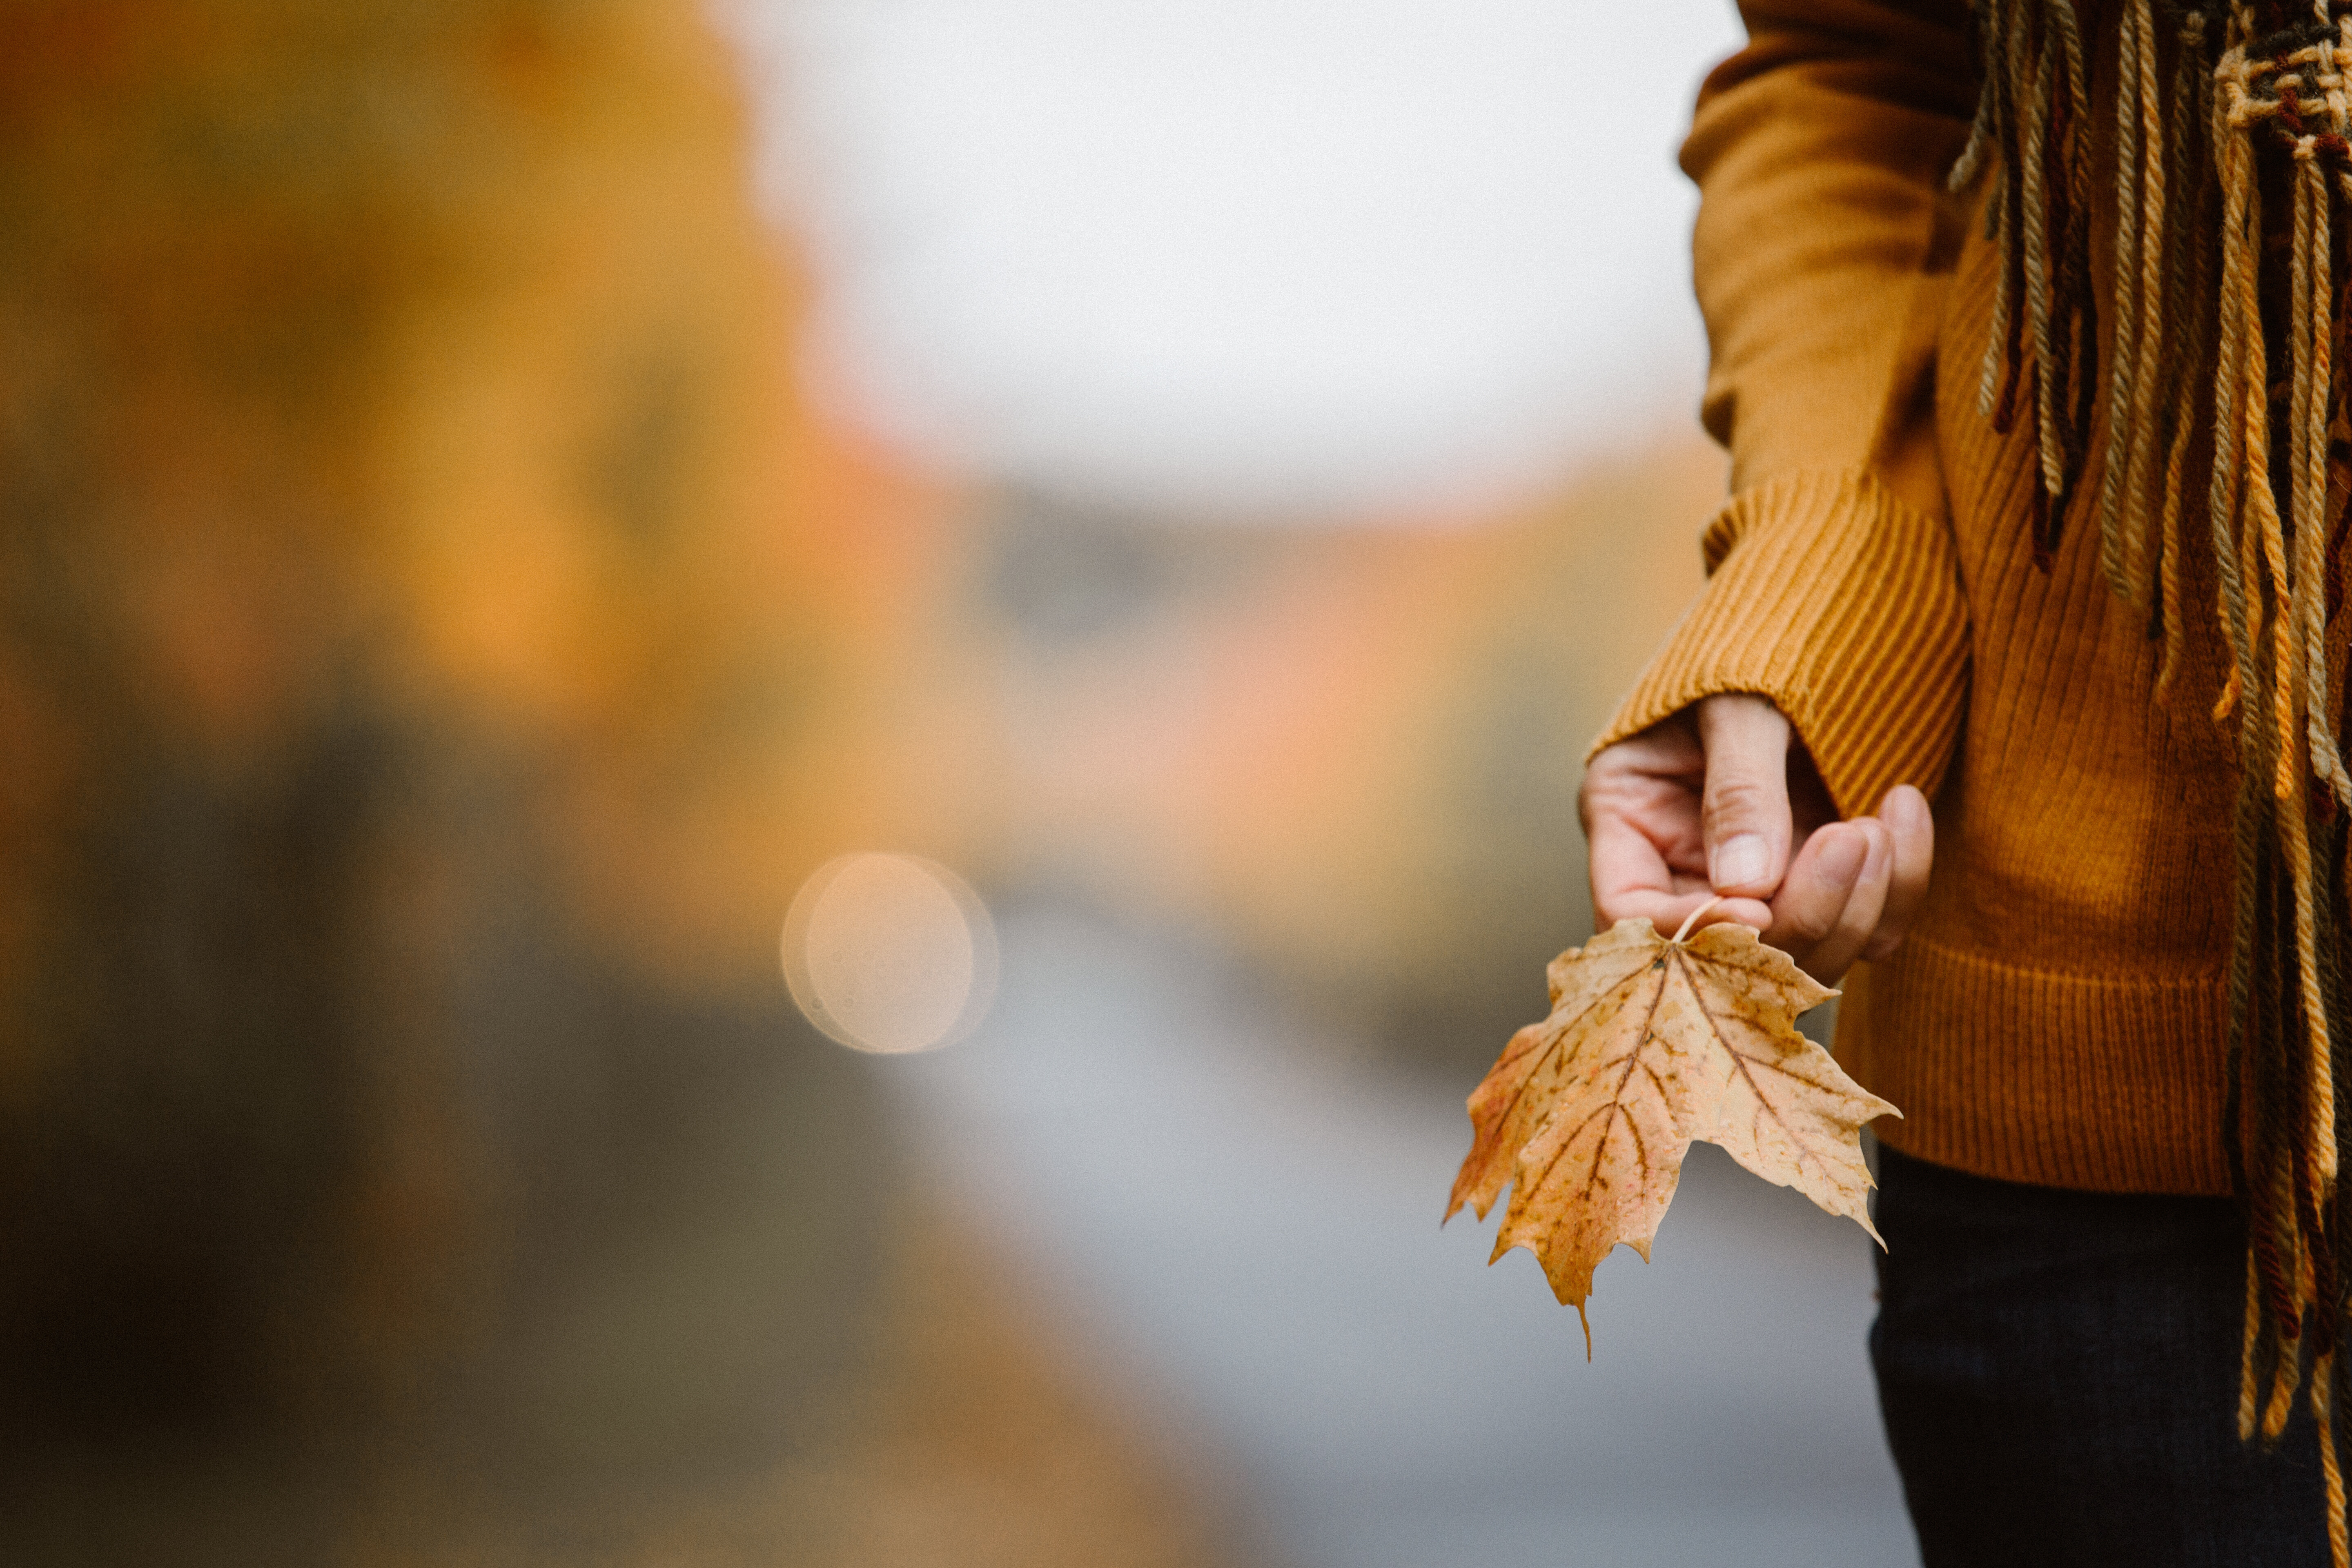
[1589,469,1971,818]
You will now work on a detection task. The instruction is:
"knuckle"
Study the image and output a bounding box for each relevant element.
[1702,775,1777,830]
[1778,905,1835,946]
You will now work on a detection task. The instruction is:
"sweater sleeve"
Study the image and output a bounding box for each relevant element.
[1590,0,1978,819]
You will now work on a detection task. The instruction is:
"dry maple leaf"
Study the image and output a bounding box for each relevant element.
[1444,906,1898,1353]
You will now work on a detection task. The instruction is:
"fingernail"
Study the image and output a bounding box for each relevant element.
[1712,834,1768,890]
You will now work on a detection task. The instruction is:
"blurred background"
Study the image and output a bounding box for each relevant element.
[0,1,1919,1564]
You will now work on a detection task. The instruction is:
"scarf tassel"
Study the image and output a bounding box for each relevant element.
[1959,5,2352,1557]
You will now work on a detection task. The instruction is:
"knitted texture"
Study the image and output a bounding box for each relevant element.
[1595,2,2352,1552]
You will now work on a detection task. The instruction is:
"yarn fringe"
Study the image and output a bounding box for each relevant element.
[1956,4,2352,1558]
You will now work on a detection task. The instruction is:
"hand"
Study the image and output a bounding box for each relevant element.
[1579,693,1934,984]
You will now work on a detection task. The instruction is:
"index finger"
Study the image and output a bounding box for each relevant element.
[1590,813,1771,933]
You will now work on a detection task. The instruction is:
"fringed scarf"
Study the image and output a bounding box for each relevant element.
[1958,1,2352,1554]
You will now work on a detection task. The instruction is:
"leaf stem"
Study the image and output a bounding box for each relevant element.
[1671,896,1724,945]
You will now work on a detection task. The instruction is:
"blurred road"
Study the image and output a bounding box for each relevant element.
[889,905,1920,1568]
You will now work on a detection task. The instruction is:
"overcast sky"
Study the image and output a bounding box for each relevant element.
[722,0,1745,519]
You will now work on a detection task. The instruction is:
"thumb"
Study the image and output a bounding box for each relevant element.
[1696,694,1793,898]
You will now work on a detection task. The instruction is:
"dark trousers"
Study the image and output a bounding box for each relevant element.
[1871,1145,2328,1566]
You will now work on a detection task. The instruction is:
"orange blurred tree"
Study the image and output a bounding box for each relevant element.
[0,0,949,1459]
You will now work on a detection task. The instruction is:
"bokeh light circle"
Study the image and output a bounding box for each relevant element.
[781,853,998,1054]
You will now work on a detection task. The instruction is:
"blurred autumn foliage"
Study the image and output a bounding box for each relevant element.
[0,0,973,983]
[0,0,1724,1557]
[0,0,968,1548]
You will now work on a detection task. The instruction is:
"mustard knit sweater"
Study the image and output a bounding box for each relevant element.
[1595,0,2243,1194]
